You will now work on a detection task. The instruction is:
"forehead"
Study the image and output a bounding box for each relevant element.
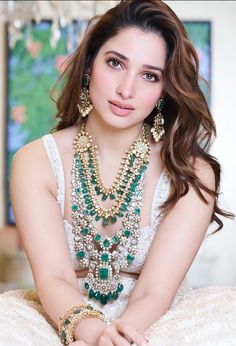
[98,27,167,69]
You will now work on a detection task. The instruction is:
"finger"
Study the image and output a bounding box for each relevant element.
[114,321,148,346]
[97,334,113,346]
[104,325,131,346]
[69,341,89,346]
[113,333,131,346]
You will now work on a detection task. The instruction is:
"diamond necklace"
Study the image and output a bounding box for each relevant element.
[71,122,151,305]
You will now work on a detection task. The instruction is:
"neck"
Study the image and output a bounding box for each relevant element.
[84,114,144,158]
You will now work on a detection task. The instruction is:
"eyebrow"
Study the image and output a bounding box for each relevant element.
[105,50,164,73]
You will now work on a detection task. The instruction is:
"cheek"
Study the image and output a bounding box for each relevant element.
[90,62,112,97]
[139,89,161,111]
[90,70,102,97]
[137,78,164,111]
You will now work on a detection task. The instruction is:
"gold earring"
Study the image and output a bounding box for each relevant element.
[150,98,165,142]
[77,73,93,118]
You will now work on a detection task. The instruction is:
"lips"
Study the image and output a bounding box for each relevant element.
[109,100,134,110]
[108,100,134,117]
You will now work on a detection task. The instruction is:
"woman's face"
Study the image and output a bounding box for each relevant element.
[89,27,166,129]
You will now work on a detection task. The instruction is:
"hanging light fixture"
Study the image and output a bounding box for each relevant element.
[0,1,118,49]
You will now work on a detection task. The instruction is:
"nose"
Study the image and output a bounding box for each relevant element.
[116,74,136,99]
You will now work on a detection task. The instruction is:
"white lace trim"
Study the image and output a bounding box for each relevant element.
[42,134,65,217]
[151,169,170,229]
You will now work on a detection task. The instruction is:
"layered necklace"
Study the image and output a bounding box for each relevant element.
[71,121,151,305]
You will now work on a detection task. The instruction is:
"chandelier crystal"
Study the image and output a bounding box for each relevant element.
[0,1,118,49]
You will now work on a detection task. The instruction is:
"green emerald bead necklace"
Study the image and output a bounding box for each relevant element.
[71,121,151,305]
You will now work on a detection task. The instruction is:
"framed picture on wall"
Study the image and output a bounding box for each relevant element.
[5,20,211,225]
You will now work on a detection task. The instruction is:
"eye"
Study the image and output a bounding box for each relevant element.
[143,72,160,82]
[106,57,123,69]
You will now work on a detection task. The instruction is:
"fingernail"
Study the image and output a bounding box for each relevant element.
[145,336,150,342]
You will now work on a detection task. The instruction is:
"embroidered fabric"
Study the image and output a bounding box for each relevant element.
[42,135,65,217]
[1,285,236,345]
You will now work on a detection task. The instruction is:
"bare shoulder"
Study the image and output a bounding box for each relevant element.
[14,137,45,159]
[194,157,216,191]
[12,124,79,189]
[13,137,47,169]
[11,137,53,190]
[13,123,78,161]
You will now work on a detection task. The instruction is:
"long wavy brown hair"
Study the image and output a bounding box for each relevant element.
[52,0,233,233]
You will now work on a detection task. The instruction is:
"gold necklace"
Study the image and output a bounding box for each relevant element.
[71,122,151,304]
[72,122,151,226]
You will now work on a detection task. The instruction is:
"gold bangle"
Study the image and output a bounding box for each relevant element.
[58,304,104,345]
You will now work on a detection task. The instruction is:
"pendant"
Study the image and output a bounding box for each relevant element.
[71,122,150,304]
[84,272,124,305]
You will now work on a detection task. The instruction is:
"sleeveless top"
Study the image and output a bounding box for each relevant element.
[42,134,191,321]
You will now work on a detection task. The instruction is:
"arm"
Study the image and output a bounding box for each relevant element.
[116,160,215,332]
[10,140,106,344]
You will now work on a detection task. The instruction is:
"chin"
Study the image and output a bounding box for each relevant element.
[104,117,139,130]
[91,107,144,130]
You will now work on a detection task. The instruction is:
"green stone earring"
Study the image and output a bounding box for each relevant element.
[150,98,165,142]
[77,73,93,118]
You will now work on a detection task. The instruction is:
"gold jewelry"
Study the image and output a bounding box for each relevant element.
[150,98,165,142]
[71,122,151,305]
[77,73,93,118]
[58,304,104,345]
[73,122,150,223]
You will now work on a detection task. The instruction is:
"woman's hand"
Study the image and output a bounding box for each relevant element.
[97,319,149,346]
[73,318,107,345]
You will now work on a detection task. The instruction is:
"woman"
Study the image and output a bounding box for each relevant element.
[1,0,235,345]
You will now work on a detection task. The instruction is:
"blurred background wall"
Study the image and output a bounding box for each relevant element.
[166,0,236,287]
[0,1,236,291]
